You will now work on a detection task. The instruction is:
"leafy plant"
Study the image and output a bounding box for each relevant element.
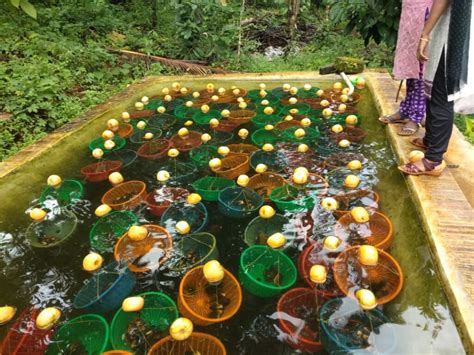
[6,0,36,19]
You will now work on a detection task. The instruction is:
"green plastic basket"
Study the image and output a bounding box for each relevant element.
[193,110,221,125]
[129,128,163,145]
[251,128,281,147]
[269,184,315,212]
[46,314,109,355]
[148,113,177,130]
[39,179,84,207]
[239,245,297,297]
[89,211,138,253]
[110,292,179,352]
[145,98,163,111]
[244,214,296,250]
[297,86,320,98]
[251,114,281,129]
[281,126,320,144]
[189,145,218,169]
[191,176,236,201]
[279,103,311,116]
[107,149,137,168]
[174,106,199,121]
[88,136,126,153]
[167,232,219,274]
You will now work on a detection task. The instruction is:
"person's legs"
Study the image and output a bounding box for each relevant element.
[398,78,426,135]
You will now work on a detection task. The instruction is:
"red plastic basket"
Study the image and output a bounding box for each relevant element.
[145,187,189,217]
[80,160,123,182]
[170,130,203,152]
[137,139,171,160]
[118,124,134,138]
[129,109,155,119]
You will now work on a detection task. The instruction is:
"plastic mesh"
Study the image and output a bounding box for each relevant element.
[148,333,226,355]
[191,176,235,202]
[145,187,189,217]
[26,210,78,249]
[102,181,146,210]
[244,214,296,250]
[160,201,209,236]
[137,139,170,160]
[217,186,263,219]
[81,161,123,182]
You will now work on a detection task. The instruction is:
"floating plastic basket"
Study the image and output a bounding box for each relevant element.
[81,160,123,182]
[281,126,320,144]
[251,128,281,147]
[89,136,126,153]
[324,152,366,170]
[39,179,84,207]
[178,265,242,326]
[333,246,403,304]
[193,110,222,125]
[277,288,327,353]
[129,109,155,119]
[110,292,179,353]
[247,172,285,201]
[167,233,218,274]
[213,119,239,132]
[161,161,198,186]
[299,174,329,198]
[169,130,203,152]
[89,210,138,253]
[330,92,362,105]
[129,128,163,145]
[227,143,259,157]
[218,186,264,219]
[118,124,134,138]
[144,98,163,111]
[46,314,109,355]
[189,145,218,169]
[215,154,250,180]
[239,245,297,297]
[334,190,380,218]
[26,209,78,249]
[160,202,209,235]
[174,106,199,121]
[0,307,53,355]
[249,151,286,173]
[102,180,146,210]
[271,87,290,98]
[148,113,177,130]
[137,139,171,160]
[114,224,173,273]
[251,114,281,129]
[73,261,136,313]
[319,297,397,354]
[330,126,367,143]
[269,184,315,212]
[108,149,138,168]
[297,86,320,98]
[148,333,226,355]
[208,130,234,146]
[334,211,393,250]
[275,120,301,130]
[244,214,296,250]
[228,109,256,125]
[191,176,235,202]
[145,187,189,217]
[279,103,311,116]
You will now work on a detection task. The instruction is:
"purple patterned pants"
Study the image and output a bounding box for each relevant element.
[399,77,426,124]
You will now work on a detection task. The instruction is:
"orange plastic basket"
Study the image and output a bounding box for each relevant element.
[275,120,301,130]
[129,109,155,119]
[81,160,122,182]
[215,155,250,180]
[170,130,203,152]
[228,109,256,125]
[334,190,380,218]
[247,172,285,201]
[329,126,367,143]
[334,211,393,250]
[148,332,226,355]
[102,180,146,210]
[137,139,171,160]
[178,266,242,326]
[227,143,259,157]
[333,246,403,304]
[114,224,173,273]
[118,124,134,138]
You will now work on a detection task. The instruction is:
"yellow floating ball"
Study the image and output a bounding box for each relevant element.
[322,108,333,118]
[338,139,351,148]
[323,236,341,250]
[201,104,210,114]
[185,101,193,108]
[261,99,269,106]
[209,118,220,128]
[264,124,274,131]
[203,260,225,284]
[316,89,324,97]
[83,252,103,272]
[237,174,249,187]
[134,102,144,111]
[333,82,343,92]
[0,306,16,325]
[359,245,379,266]
[206,83,215,92]
[175,221,191,235]
[343,174,360,189]
[303,84,312,91]
[282,83,291,92]
[347,160,362,170]
[309,264,327,284]
[239,102,247,109]
[338,104,347,112]
[180,87,188,95]
[187,193,202,205]
[356,77,366,90]
[238,129,249,139]
[104,139,116,150]
[168,148,180,158]
[157,106,166,114]
[107,119,119,130]
[351,207,370,223]
[92,148,104,159]
[289,97,298,105]
[141,96,149,104]
[108,172,124,186]
[30,208,47,222]
[122,296,145,312]
[218,146,230,157]
[47,175,62,188]
[297,144,309,153]
[143,132,154,140]
[156,170,171,182]
[102,129,115,140]
[263,107,274,115]
[294,128,306,138]
[320,99,330,108]
[331,124,343,134]
[209,158,222,171]
[262,143,274,152]
[321,197,338,211]
[289,87,298,95]
[211,95,219,102]
[221,109,230,118]
[345,115,358,125]
[340,94,349,103]
[284,115,293,121]
[121,112,130,120]
[259,90,267,97]
[292,170,308,185]
[259,205,276,219]
[128,225,148,241]
[178,128,189,138]
[192,91,200,98]
[36,307,61,330]
[255,164,268,173]
[342,87,350,95]
[233,88,241,96]
[170,317,194,341]
[184,120,193,127]
[259,83,266,90]
[171,82,181,91]
[300,118,311,127]
[136,121,147,129]
[95,204,112,217]
[218,87,226,95]
[409,150,425,163]
[201,133,212,143]
[164,95,172,102]
[267,233,286,249]
[162,87,170,95]
[356,289,377,310]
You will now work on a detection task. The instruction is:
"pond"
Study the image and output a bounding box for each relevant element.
[0,77,465,354]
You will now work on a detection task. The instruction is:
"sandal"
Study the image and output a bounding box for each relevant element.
[379,113,408,124]
[410,137,427,150]
[397,122,419,136]
[398,158,445,177]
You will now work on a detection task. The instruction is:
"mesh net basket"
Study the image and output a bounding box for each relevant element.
[330,126,367,144]
[160,161,198,186]
[129,109,155,119]
[89,210,138,253]
[319,297,397,354]
[81,160,123,182]
[108,149,138,168]
[335,211,393,250]
[275,120,301,130]
[144,98,163,111]
[239,245,297,297]
[213,119,240,132]
[330,92,362,105]
[148,113,177,130]
[281,126,320,144]
[277,144,325,174]
[227,143,259,157]
[39,179,84,207]
[228,109,256,125]
[170,130,203,152]
[118,124,134,138]
[279,103,311,116]
[114,224,173,273]
[102,180,147,210]
[26,209,78,249]
[145,187,189,217]
[215,155,250,180]
[249,151,287,173]
[208,130,234,146]
[244,214,296,250]
[298,242,345,297]
[251,114,281,129]
[247,172,285,201]
[217,186,264,219]
[148,333,226,355]
[334,190,380,218]
[191,176,235,202]
[110,292,179,353]
[0,307,53,355]
[137,139,171,160]
[129,128,163,145]
[166,233,218,274]
[271,87,290,98]
[189,145,218,169]
[277,288,328,353]
[46,314,109,355]
[193,110,222,125]
[333,246,403,304]
[89,136,126,153]
[324,152,366,170]
[73,261,136,314]
[178,266,242,326]
[297,86,320,98]
[299,174,329,198]
[269,184,315,213]
[251,128,281,147]
[174,106,199,121]
[160,202,209,236]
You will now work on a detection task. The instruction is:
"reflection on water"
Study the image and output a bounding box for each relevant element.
[0,80,465,354]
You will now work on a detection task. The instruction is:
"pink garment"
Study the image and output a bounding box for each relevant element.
[393,0,433,80]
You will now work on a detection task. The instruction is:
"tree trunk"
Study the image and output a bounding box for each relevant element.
[287,0,300,48]
[151,0,157,29]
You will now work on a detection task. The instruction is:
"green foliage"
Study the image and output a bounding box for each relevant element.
[325,0,401,47]
[6,0,37,19]
[455,114,474,144]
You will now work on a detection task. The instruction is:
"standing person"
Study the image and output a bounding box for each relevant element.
[379,0,433,136]
[399,0,474,176]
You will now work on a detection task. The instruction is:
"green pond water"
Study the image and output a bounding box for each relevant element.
[0,78,465,354]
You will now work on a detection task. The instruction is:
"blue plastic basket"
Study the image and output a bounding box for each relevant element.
[249,150,287,173]
[218,186,264,219]
[160,201,209,235]
[73,261,136,314]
